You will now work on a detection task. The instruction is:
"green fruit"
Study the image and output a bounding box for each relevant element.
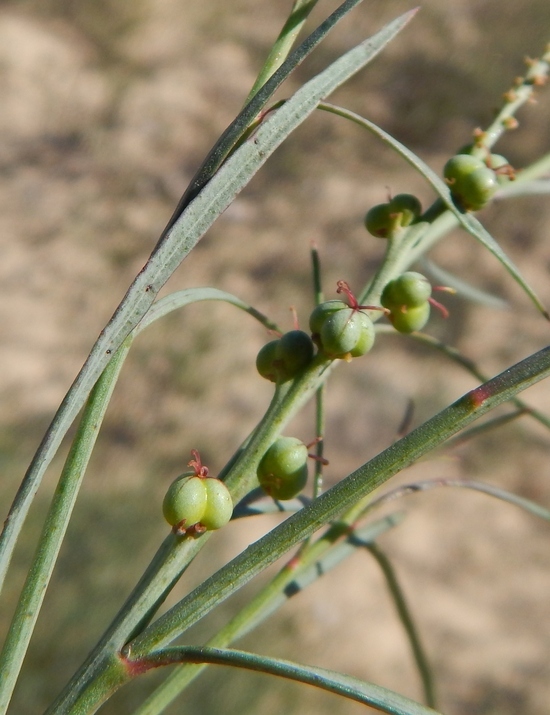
[320,309,375,358]
[364,203,394,238]
[258,437,309,500]
[277,330,314,378]
[364,194,422,238]
[256,331,315,383]
[256,340,280,382]
[310,301,375,359]
[444,154,498,211]
[389,194,422,226]
[381,272,432,310]
[163,474,232,531]
[309,300,349,335]
[200,479,234,530]
[347,312,376,357]
[389,301,431,333]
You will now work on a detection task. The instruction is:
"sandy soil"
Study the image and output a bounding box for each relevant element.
[1,1,550,713]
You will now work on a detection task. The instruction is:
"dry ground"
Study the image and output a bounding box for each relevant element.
[1,1,550,713]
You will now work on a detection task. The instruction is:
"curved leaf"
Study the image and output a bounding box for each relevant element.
[132,646,442,715]
[366,478,550,523]
[136,288,280,335]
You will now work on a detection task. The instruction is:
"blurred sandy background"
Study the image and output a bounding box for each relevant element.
[1,0,550,713]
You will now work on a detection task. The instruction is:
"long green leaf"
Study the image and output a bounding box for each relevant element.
[366,478,550,523]
[366,545,436,709]
[136,288,280,335]
[130,646,442,715]
[0,10,416,596]
[317,102,549,319]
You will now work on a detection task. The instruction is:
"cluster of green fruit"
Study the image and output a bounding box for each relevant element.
[256,282,378,384]
[364,193,423,238]
[162,437,312,531]
[381,271,433,334]
[443,151,512,211]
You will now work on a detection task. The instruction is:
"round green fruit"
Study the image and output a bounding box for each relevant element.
[364,203,394,238]
[364,194,422,238]
[320,308,375,359]
[389,301,431,334]
[389,194,422,226]
[444,154,498,211]
[256,340,280,383]
[381,272,432,310]
[277,330,314,378]
[162,474,233,532]
[258,437,309,500]
[309,300,349,336]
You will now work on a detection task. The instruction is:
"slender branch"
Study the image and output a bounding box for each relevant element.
[366,544,437,709]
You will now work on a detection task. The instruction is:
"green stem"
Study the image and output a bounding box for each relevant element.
[366,544,437,709]
[394,329,550,431]
[125,345,550,659]
[0,339,131,715]
[133,515,400,715]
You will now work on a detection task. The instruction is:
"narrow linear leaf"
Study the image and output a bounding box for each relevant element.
[390,328,550,431]
[0,10,416,595]
[366,478,550,523]
[136,288,280,335]
[131,646,442,715]
[318,103,549,319]
[419,257,508,310]
[366,544,436,709]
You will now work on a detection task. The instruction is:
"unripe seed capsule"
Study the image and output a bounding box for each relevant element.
[348,311,376,357]
[163,474,232,532]
[256,339,280,383]
[276,330,314,379]
[309,300,349,336]
[389,301,431,333]
[320,309,364,358]
[381,272,432,309]
[364,203,394,238]
[258,437,309,500]
[389,194,422,226]
[364,194,422,238]
[200,479,234,530]
[444,154,498,211]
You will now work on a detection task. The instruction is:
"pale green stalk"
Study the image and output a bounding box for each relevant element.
[366,544,436,709]
[134,515,402,715]
[0,339,131,715]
